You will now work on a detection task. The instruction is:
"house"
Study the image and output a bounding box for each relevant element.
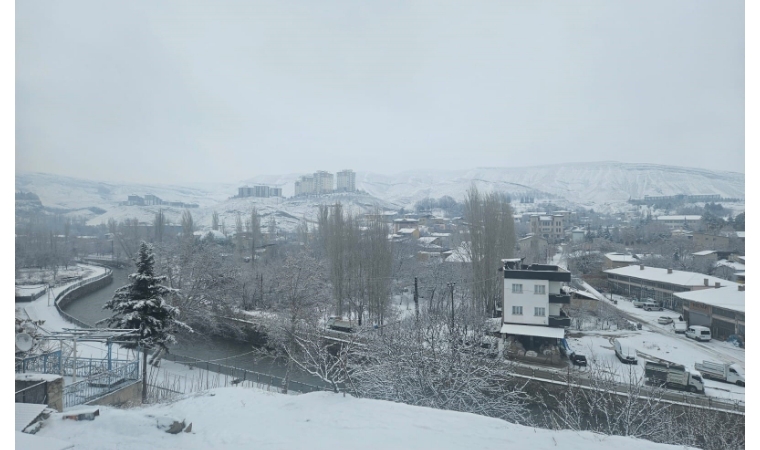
[499,260,570,355]
[604,265,740,313]
[393,218,419,234]
[396,228,419,240]
[655,215,702,230]
[691,232,730,251]
[603,252,640,270]
[692,250,718,266]
[517,234,548,264]
[570,228,586,244]
[675,285,745,341]
[714,259,746,283]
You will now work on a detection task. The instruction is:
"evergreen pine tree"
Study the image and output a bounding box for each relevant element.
[101,241,192,403]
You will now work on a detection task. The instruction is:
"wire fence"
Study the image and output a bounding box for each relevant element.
[159,352,327,395]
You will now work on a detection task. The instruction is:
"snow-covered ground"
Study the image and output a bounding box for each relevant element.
[33,386,697,450]
[565,293,745,404]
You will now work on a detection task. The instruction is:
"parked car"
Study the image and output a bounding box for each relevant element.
[685,325,712,342]
[642,301,663,311]
[672,322,688,334]
[613,339,638,364]
[569,352,587,366]
[632,298,649,308]
[657,316,673,325]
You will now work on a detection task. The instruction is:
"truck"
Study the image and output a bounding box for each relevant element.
[695,361,745,386]
[644,361,704,394]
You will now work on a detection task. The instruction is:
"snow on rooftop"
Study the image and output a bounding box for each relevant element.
[33,387,693,450]
[715,260,745,271]
[418,237,439,244]
[604,252,639,263]
[604,265,741,288]
[430,232,451,237]
[16,373,63,383]
[692,250,717,256]
[655,215,702,221]
[397,228,417,234]
[675,286,745,313]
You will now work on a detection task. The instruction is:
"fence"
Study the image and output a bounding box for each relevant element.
[160,352,327,394]
[16,351,62,375]
[63,360,140,408]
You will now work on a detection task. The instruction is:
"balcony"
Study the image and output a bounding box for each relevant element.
[548,315,571,328]
[548,294,570,304]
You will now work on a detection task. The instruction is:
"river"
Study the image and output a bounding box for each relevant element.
[62,267,326,387]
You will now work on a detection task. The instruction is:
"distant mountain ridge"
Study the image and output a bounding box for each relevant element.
[16,162,744,227]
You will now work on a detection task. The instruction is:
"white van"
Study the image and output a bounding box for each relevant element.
[685,325,711,342]
[613,339,638,364]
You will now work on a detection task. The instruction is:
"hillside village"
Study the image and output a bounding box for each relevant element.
[15,167,746,449]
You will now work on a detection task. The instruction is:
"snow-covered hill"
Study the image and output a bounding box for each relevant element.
[16,162,744,229]
[33,387,697,450]
[352,162,745,212]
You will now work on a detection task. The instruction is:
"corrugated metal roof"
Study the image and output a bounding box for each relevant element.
[15,403,47,432]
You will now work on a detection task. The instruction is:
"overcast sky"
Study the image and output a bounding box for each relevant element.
[16,0,745,184]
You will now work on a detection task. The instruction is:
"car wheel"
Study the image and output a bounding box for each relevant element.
[737,380,745,387]
[688,386,697,393]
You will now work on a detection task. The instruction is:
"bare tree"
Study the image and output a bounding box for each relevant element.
[464,185,516,316]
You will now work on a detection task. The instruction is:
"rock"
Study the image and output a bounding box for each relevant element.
[184,423,193,433]
[154,416,186,434]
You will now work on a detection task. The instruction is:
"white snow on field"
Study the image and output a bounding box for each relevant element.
[34,386,697,450]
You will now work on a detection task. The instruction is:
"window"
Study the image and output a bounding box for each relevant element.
[534,307,546,317]
[512,306,523,315]
[512,284,523,293]
[534,285,545,295]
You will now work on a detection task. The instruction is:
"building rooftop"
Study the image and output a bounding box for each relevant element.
[656,215,702,221]
[692,250,717,256]
[604,265,740,289]
[674,286,745,313]
[604,252,639,263]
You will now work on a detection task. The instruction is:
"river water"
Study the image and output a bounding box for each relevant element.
[62,268,325,387]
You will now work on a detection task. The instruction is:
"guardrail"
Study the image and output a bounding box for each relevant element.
[509,362,744,414]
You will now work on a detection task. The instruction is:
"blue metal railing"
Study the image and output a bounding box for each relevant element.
[63,360,140,408]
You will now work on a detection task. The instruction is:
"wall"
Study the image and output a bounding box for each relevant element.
[86,381,143,407]
[503,278,550,325]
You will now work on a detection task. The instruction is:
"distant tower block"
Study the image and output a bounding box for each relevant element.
[337,170,356,192]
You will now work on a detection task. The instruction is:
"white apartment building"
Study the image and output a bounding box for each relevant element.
[502,260,571,332]
[336,169,356,192]
[655,215,702,230]
[313,171,334,194]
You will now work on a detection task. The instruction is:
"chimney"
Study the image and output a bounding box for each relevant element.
[715,282,721,288]
[704,278,709,286]
[739,285,745,292]
[667,268,673,274]
[640,264,644,270]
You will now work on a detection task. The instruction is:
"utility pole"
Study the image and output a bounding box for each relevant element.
[448,283,456,331]
[414,277,419,321]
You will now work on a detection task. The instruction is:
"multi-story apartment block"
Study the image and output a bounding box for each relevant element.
[144,194,162,205]
[295,175,315,196]
[336,169,356,192]
[529,214,565,241]
[500,259,571,340]
[313,171,334,194]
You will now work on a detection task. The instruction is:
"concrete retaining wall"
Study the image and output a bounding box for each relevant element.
[86,381,143,408]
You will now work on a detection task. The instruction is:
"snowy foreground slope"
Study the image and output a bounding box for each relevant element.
[35,387,696,450]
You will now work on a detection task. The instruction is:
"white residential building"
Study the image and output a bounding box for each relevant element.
[655,215,702,230]
[336,169,356,192]
[500,259,571,340]
[313,171,334,194]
